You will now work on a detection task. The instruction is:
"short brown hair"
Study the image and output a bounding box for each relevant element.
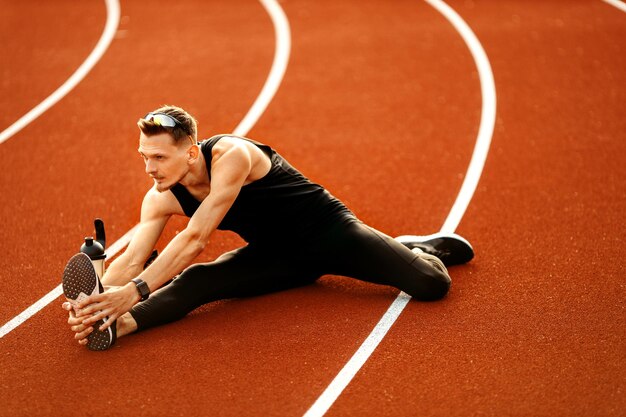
[137,105,198,144]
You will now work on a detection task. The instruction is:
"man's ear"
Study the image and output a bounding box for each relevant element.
[187,143,199,163]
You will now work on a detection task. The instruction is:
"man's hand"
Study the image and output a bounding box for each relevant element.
[76,284,140,331]
[62,302,92,346]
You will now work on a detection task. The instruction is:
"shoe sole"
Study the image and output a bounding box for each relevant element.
[62,253,115,351]
[396,233,474,266]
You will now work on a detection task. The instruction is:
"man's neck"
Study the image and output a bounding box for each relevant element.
[179,150,209,189]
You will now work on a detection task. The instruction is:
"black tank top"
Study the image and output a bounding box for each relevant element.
[170,135,353,244]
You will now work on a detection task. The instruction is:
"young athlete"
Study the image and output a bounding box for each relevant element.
[62,105,474,350]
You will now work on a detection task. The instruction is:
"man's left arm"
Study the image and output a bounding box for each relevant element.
[78,142,253,330]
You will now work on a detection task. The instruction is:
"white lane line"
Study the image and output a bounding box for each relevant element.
[602,0,626,13]
[303,293,412,417]
[0,0,291,338]
[302,0,497,416]
[0,0,120,145]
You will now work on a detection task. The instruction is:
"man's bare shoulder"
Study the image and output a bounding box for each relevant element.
[209,136,271,183]
[213,135,268,154]
[212,136,269,165]
[211,135,246,154]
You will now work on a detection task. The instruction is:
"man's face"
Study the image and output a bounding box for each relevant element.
[138,132,191,192]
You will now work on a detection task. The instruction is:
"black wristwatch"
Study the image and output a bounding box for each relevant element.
[131,278,150,301]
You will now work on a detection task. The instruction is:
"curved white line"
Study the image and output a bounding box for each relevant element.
[602,0,626,13]
[0,0,120,145]
[234,0,291,136]
[0,0,291,338]
[437,0,496,233]
[303,1,497,415]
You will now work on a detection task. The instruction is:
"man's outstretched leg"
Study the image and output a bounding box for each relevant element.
[129,245,320,332]
[63,245,321,349]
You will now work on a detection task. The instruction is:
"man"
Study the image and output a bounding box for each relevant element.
[62,105,474,351]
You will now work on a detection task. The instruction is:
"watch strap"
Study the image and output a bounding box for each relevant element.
[131,278,150,301]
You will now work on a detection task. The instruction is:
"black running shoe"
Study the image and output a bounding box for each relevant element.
[62,253,116,351]
[396,233,474,266]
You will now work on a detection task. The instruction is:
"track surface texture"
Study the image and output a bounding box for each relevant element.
[0,1,624,416]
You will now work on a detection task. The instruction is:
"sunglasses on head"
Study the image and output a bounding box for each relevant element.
[143,112,183,128]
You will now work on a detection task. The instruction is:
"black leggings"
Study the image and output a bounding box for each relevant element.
[130,218,450,331]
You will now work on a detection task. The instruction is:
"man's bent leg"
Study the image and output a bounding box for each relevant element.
[319,220,451,301]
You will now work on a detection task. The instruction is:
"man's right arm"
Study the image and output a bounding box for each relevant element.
[100,188,178,286]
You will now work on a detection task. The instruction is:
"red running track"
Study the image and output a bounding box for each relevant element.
[0,1,624,416]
